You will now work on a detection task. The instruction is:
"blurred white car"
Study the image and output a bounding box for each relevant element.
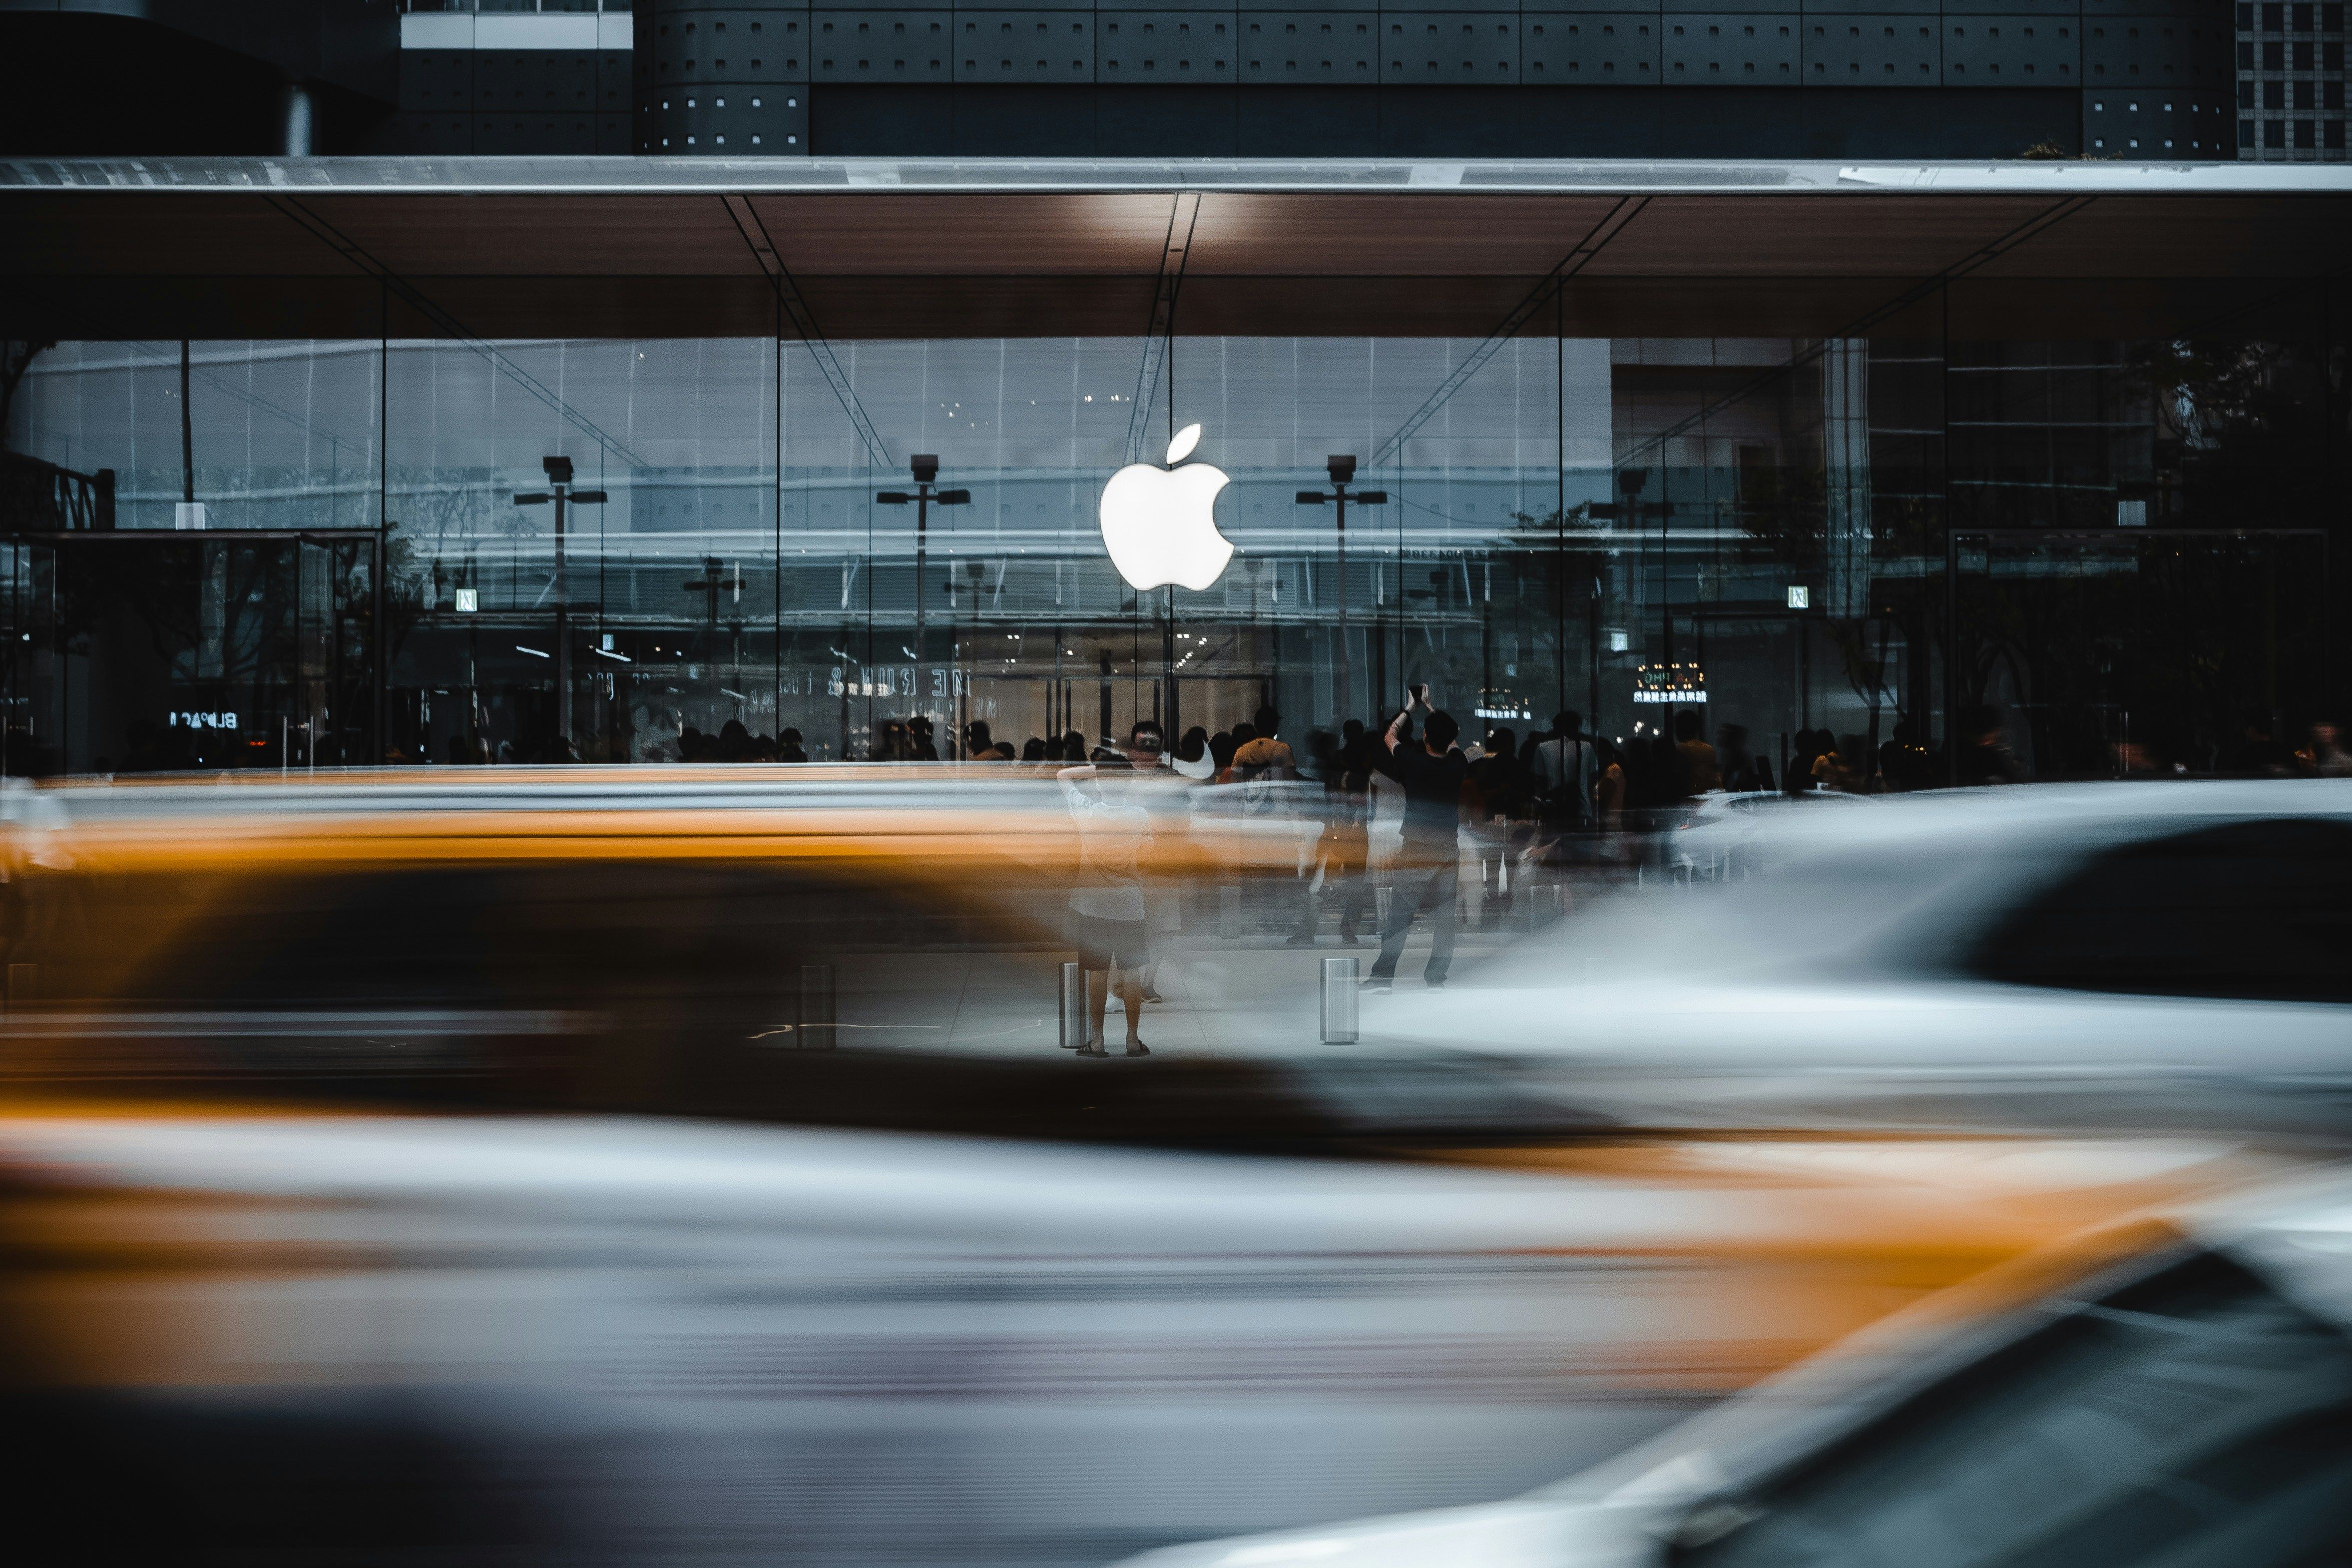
[1117,1167,2352,1568]
[1375,780,2352,1128]
[1665,789,1875,881]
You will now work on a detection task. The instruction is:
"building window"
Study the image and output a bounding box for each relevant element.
[2266,77,2287,105]
[2325,2,2345,28]
[2293,1,2314,24]
[2295,118,2316,145]
[2326,119,2346,146]
[2263,39,2285,64]
[2263,0,2284,25]
[2294,38,2314,63]
[2266,118,2287,143]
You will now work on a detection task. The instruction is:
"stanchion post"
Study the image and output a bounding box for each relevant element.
[1321,954,1359,1044]
[1059,960,1087,1050]
[797,963,836,1049]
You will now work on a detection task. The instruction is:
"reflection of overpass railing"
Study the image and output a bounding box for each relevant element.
[401,520,1825,628]
[0,453,114,531]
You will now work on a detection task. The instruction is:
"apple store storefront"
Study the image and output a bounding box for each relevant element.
[3,168,2345,780]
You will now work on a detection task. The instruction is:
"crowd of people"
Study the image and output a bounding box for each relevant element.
[497,700,2352,786]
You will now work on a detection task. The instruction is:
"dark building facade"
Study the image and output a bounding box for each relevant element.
[0,0,2263,160]
[2,161,2346,779]
[628,0,2237,158]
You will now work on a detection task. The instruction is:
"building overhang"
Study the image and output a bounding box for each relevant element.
[4,157,2348,342]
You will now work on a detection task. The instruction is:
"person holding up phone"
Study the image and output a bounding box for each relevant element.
[1365,684,1467,991]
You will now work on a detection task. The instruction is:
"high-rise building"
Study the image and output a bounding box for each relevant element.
[2236,0,2350,160]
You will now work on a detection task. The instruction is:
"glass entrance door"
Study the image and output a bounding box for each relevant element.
[0,531,379,777]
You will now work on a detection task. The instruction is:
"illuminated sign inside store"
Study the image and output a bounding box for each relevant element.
[1474,691,1533,720]
[1631,663,1706,704]
[167,711,238,730]
[1098,424,1233,592]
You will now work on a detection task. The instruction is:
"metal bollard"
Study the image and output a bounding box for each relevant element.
[1321,955,1360,1044]
[797,963,836,1049]
[1218,885,1242,939]
[1058,960,1088,1050]
[1536,881,1565,927]
[1375,884,1393,929]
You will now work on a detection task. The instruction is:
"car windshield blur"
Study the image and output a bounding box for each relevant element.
[1678,1251,2352,1568]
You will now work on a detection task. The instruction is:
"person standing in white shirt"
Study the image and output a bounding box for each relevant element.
[1059,757,1152,1056]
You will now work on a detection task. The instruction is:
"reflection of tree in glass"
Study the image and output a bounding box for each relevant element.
[2126,337,2344,530]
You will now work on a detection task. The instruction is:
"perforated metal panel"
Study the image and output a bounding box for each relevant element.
[473,113,599,153]
[473,50,599,113]
[384,113,475,154]
[1380,12,1519,81]
[1520,12,1659,79]
[1804,14,1939,81]
[2081,0,2232,16]
[812,11,952,79]
[1239,12,1379,81]
[1943,15,2078,82]
[2084,17,2232,87]
[2082,88,2236,155]
[398,50,473,114]
[1097,12,1238,78]
[1662,13,1801,80]
[954,11,1096,79]
[648,10,810,83]
[598,49,633,109]
[640,86,809,148]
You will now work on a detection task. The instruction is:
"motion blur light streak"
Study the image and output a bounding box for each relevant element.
[0,772,2344,1566]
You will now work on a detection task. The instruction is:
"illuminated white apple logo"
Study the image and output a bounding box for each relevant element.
[1098,423,1233,592]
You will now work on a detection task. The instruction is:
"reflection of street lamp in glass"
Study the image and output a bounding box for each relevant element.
[1295,455,1387,724]
[877,456,968,738]
[1593,468,1671,733]
[512,455,606,751]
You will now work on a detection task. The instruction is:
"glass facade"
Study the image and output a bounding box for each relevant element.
[4,311,2341,780]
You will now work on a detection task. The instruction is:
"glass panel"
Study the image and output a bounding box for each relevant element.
[4,341,382,533]
[3,321,2340,782]
[383,336,779,765]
